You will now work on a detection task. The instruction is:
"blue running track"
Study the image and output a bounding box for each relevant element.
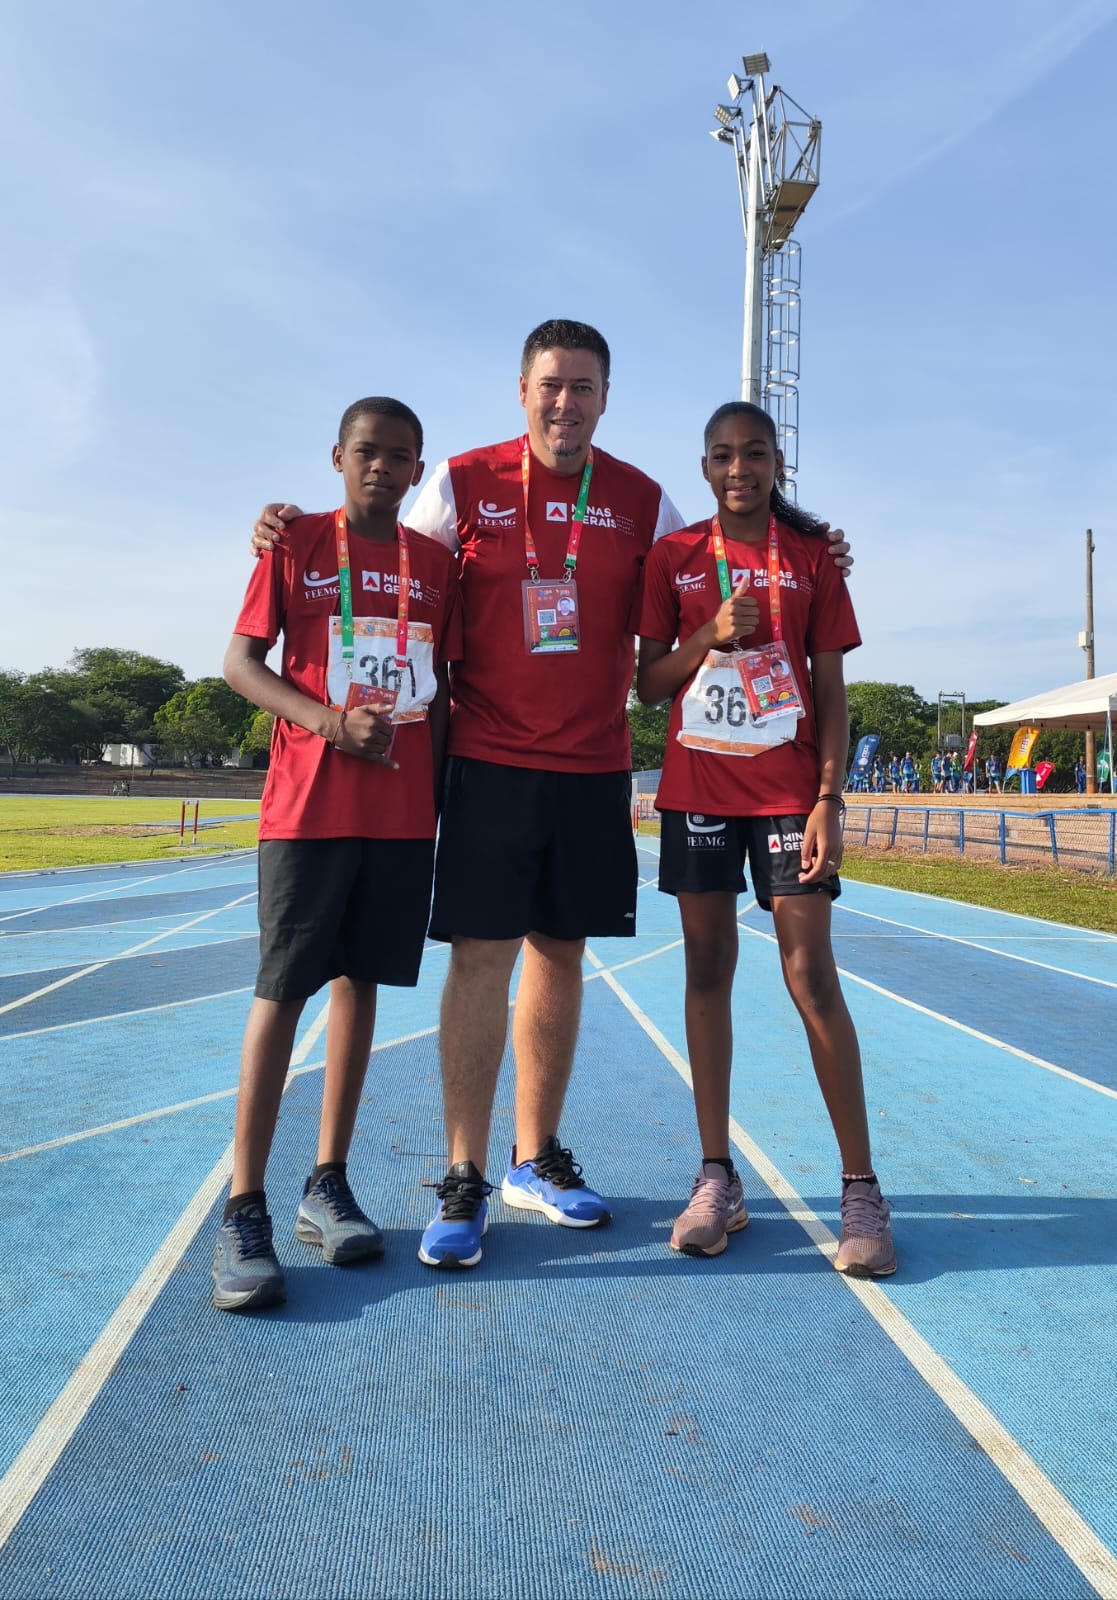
[0,842,1114,1599]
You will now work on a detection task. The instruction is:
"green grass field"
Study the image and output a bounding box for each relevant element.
[0,797,260,871]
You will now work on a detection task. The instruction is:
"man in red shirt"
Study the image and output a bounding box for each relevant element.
[215,397,461,1310]
[251,320,850,1272]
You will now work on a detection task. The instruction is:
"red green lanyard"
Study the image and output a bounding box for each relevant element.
[520,436,594,582]
[334,509,411,665]
[710,514,783,641]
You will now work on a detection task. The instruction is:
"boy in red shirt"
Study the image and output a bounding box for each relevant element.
[635,401,896,1278]
[212,397,461,1311]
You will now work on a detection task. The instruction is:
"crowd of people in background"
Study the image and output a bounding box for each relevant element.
[846,750,1009,795]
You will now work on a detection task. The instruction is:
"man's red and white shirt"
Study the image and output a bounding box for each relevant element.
[406,438,683,772]
[234,513,462,840]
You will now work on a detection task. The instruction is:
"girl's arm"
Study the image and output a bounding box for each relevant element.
[798,649,850,883]
[636,579,760,705]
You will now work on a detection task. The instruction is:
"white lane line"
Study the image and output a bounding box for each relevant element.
[0,895,257,1019]
[0,907,258,943]
[0,1022,439,1165]
[738,918,1117,1104]
[833,903,1117,990]
[0,854,255,926]
[593,960,1117,1600]
[0,992,337,1548]
[0,985,255,1041]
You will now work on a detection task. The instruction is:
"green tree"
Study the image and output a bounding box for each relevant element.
[67,648,185,730]
[0,670,99,770]
[241,709,274,763]
[628,697,670,774]
[846,682,934,769]
[185,678,255,745]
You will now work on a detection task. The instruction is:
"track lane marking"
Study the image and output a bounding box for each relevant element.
[833,903,1117,989]
[738,917,1117,1103]
[586,951,1117,1600]
[0,894,257,1019]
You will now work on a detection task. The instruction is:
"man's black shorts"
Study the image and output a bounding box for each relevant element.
[429,757,637,942]
[255,837,435,1001]
[658,809,840,911]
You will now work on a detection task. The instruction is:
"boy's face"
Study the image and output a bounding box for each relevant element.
[332,413,424,515]
[702,418,782,520]
[519,346,608,471]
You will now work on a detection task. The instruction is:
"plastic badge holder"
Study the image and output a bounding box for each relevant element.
[344,681,398,758]
[736,641,806,725]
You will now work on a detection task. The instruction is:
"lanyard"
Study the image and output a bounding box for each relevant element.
[334,509,411,665]
[520,436,594,581]
[710,513,783,641]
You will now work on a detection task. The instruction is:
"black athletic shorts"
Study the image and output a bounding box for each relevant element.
[255,837,435,1001]
[429,757,637,942]
[658,810,841,912]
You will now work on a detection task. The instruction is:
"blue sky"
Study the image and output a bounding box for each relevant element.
[2,0,1115,703]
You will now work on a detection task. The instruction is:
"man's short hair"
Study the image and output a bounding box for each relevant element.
[338,396,423,456]
[520,319,611,384]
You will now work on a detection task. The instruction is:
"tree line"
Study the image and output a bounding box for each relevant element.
[0,647,274,773]
[0,651,1089,791]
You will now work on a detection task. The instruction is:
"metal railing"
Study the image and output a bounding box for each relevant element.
[845,804,1117,876]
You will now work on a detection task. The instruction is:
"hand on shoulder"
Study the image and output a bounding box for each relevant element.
[251,503,304,558]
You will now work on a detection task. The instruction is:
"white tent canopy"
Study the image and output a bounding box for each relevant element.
[972,672,1117,733]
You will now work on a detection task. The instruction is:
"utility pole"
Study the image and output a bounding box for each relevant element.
[1082,528,1096,795]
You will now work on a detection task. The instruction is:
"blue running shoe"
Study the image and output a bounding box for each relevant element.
[212,1203,286,1312]
[418,1162,491,1269]
[501,1137,611,1228]
[295,1171,385,1265]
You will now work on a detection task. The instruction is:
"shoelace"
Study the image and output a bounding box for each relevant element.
[841,1185,886,1237]
[436,1175,492,1221]
[231,1209,274,1259]
[531,1142,585,1190]
[313,1175,364,1223]
[688,1170,730,1207]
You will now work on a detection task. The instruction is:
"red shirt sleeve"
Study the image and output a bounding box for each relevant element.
[804,541,861,657]
[632,538,681,643]
[233,548,285,647]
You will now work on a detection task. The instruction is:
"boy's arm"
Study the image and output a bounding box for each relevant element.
[427,664,451,815]
[799,650,850,883]
[224,635,397,766]
[636,578,759,705]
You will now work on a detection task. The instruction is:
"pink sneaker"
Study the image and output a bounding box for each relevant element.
[835,1179,897,1277]
[670,1163,749,1257]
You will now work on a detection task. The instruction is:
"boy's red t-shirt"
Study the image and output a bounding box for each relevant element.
[634,518,861,817]
[233,513,462,840]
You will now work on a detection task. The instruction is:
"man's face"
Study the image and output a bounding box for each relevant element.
[331,413,424,516]
[519,347,608,472]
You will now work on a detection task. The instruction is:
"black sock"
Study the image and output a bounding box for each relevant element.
[706,1157,736,1178]
[309,1161,346,1186]
[224,1189,266,1222]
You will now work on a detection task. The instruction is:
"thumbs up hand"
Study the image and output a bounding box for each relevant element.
[710,572,760,648]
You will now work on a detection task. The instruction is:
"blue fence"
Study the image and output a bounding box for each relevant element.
[846,803,1117,876]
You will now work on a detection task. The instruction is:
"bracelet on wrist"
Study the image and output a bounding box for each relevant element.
[816,792,847,815]
[330,711,346,748]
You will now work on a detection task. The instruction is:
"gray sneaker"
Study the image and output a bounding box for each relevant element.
[670,1163,749,1257]
[295,1171,385,1265]
[835,1179,897,1277]
[212,1204,286,1312]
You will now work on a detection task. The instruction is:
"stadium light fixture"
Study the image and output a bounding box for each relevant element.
[713,104,737,128]
[727,72,744,98]
[743,52,770,75]
[709,128,736,143]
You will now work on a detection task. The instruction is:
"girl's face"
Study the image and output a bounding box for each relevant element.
[701,417,782,523]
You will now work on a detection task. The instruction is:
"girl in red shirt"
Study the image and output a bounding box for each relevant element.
[635,402,896,1277]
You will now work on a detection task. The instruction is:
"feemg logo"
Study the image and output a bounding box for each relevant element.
[675,570,707,594]
[686,813,726,849]
[303,568,340,601]
[478,500,517,528]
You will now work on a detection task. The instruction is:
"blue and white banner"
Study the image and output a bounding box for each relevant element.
[849,733,880,778]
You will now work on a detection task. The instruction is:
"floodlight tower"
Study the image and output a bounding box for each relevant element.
[710,53,822,495]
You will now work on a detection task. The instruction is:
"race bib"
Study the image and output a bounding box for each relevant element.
[326,617,436,722]
[679,651,800,757]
